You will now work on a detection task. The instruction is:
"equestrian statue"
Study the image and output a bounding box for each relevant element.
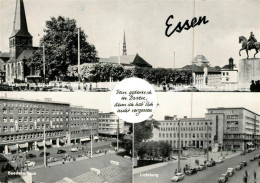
[239,32,260,58]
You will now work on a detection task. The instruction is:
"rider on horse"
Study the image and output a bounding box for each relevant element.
[248,32,257,49]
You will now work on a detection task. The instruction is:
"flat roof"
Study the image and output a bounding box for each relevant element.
[207,107,260,116]
[0,97,70,105]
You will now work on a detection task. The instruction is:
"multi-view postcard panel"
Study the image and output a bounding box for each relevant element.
[0,0,260,183]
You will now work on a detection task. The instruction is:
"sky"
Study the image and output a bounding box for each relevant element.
[0,92,259,121]
[0,0,259,68]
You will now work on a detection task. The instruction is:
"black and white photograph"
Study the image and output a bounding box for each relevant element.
[0,92,132,183]
[0,0,259,92]
[0,0,260,183]
[133,93,260,183]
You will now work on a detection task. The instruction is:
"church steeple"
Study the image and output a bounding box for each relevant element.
[11,0,32,38]
[122,31,127,56]
[9,0,33,59]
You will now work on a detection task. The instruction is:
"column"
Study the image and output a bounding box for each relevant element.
[4,145,8,154]
[34,141,37,151]
[56,138,60,147]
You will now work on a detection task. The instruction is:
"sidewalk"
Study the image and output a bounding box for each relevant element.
[133,151,241,174]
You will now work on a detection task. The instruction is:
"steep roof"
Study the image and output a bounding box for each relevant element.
[17,49,35,61]
[10,0,32,38]
[99,54,152,67]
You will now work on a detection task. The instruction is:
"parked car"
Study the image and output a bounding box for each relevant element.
[241,161,247,167]
[199,164,207,170]
[70,147,79,152]
[171,173,185,182]
[186,168,197,175]
[39,152,50,157]
[250,158,255,162]
[25,161,36,167]
[227,168,235,177]
[85,151,91,157]
[124,155,131,159]
[47,157,57,163]
[26,153,36,158]
[218,173,229,183]
[235,164,242,171]
[240,151,246,155]
[95,149,102,154]
[206,161,213,167]
[57,149,66,154]
[216,158,224,164]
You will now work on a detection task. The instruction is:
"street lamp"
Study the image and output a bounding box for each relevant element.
[178,119,181,172]
[206,122,209,162]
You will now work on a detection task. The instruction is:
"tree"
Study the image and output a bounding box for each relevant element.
[27,16,98,81]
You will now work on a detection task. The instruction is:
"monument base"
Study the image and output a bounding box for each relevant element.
[238,58,260,90]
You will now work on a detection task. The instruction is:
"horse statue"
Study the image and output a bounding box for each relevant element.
[239,36,260,58]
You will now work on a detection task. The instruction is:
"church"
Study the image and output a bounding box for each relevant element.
[0,0,39,85]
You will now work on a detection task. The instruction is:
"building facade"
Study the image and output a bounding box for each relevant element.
[98,112,124,137]
[152,116,215,150]
[69,107,99,145]
[206,107,260,151]
[151,107,260,151]
[0,98,70,154]
[220,58,238,84]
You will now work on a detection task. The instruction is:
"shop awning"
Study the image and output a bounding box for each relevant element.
[81,137,91,142]
[94,136,99,140]
[59,139,65,144]
[249,142,254,146]
[45,141,52,146]
[8,145,18,151]
[37,142,44,147]
[19,143,28,148]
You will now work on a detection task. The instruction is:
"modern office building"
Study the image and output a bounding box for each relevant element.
[0,97,70,154]
[69,106,99,145]
[98,112,124,137]
[0,97,100,154]
[151,107,260,151]
[206,107,260,151]
[152,116,214,150]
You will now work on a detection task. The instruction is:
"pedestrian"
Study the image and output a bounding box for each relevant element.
[256,80,260,92]
[250,80,256,92]
[243,175,247,183]
[254,170,256,180]
[89,82,92,91]
[63,158,65,164]
[245,170,248,178]
[175,169,177,174]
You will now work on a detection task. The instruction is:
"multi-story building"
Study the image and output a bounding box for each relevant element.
[98,112,124,137]
[0,97,70,154]
[69,107,99,145]
[206,107,260,151]
[152,116,214,150]
[151,107,260,151]
[220,58,238,84]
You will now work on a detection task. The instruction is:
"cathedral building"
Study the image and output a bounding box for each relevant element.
[0,0,39,85]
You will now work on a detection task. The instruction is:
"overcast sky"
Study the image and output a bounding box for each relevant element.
[0,92,259,121]
[0,0,259,68]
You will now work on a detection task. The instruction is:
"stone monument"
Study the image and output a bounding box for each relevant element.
[238,32,260,90]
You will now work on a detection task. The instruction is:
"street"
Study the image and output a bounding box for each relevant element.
[134,149,260,183]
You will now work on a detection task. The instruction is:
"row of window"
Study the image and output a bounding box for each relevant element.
[160,122,212,126]
[2,116,68,123]
[70,110,98,116]
[160,126,212,132]
[1,131,63,142]
[2,108,68,115]
[158,139,212,147]
[70,117,97,121]
[70,123,98,128]
[1,123,66,132]
[159,132,212,138]
[227,115,239,119]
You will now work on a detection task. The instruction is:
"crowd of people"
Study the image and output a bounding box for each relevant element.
[250,80,260,92]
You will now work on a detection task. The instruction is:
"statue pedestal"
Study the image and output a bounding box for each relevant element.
[238,58,260,90]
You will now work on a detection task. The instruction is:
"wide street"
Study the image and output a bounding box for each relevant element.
[134,149,260,183]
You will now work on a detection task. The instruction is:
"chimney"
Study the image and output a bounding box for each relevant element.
[229,57,234,70]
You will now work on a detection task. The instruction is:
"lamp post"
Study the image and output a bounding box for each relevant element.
[178,119,181,172]
[206,122,209,162]
[78,28,81,82]
[117,117,119,151]
[43,124,46,168]
[90,121,93,158]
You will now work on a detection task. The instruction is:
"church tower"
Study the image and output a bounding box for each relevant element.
[122,31,127,56]
[9,0,33,59]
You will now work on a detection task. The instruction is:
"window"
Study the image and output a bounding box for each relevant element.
[10,117,14,122]
[10,126,14,132]
[3,126,7,131]
[18,108,22,114]
[3,117,7,122]
[18,117,22,122]
[19,125,23,130]
[24,109,28,114]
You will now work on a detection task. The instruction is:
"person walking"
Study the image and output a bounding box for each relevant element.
[245,170,248,178]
